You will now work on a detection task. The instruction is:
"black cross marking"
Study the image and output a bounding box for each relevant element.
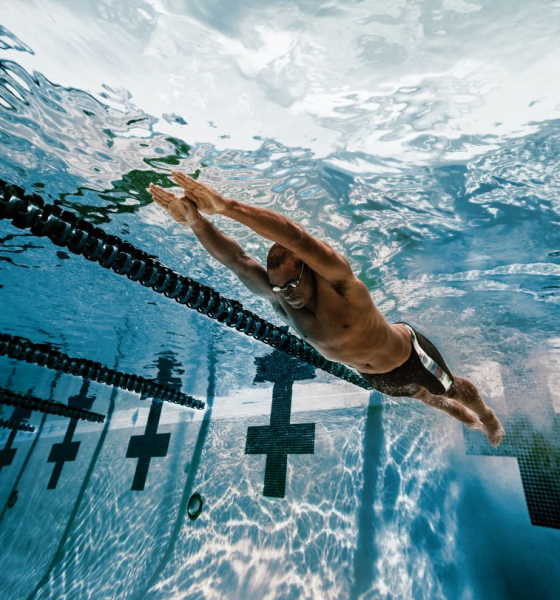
[47,379,96,489]
[126,399,170,491]
[0,406,32,472]
[245,345,316,498]
[465,364,560,529]
[125,355,181,491]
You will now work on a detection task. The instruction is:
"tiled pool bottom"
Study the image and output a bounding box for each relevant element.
[0,350,559,600]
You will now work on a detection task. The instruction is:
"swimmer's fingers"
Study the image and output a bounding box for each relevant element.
[170,171,228,214]
[148,184,177,208]
[170,171,196,191]
[149,184,200,225]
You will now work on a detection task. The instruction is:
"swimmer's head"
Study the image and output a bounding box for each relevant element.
[267,243,313,309]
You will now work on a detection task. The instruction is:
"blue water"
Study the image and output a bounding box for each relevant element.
[1,1,560,599]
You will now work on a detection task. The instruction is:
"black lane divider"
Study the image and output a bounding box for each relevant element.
[0,417,35,432]
[0,332,205,410]
[0,387,105,422]
[0,179,373,391]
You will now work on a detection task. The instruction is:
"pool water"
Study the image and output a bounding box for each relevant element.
[1,1,560,599]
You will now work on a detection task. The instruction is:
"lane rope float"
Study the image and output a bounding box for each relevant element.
[0,179,374,391]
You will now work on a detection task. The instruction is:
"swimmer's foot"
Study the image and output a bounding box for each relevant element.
[479,409,505,447]
[466,416,485,431]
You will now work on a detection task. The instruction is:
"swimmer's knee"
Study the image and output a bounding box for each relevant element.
[412,385,431,400]
[445,377,480,402]
[413,388,447,409]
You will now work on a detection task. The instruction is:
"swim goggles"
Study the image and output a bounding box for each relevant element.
[271,262,305,293]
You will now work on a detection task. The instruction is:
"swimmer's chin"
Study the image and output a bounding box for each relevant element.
[287,299,305,309]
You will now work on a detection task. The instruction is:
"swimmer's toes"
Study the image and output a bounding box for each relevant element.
[467,418,484,431]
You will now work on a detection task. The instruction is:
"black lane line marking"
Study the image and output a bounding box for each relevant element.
[142,332,219,597]
[125,354,182,491]
[0,411,47,525]
[27,382,118,600]
[464,363,560,529]
[126,398,170,491]
[351,393,385,598]
[47,379,96,489]
[245,349,316,498]
[0,406,32,471]
[0,375,61,524]
[465,412,560,529]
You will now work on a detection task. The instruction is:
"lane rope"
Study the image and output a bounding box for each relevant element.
[0,332,205,410]
[0,386,105,423]
[0,416,35,433]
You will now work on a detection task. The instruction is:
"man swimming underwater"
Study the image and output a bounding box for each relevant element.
[149,172,505,447]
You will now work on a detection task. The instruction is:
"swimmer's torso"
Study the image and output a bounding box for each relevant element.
[272,272,411,374]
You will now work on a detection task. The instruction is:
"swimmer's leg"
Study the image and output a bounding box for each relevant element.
[413,378,505,447]
[444,376,505,447]
[411,385,484,431]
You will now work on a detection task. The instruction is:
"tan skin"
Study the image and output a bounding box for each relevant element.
[148,173,505,446]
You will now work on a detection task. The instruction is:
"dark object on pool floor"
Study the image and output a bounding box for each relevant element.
[7,490,18,508]
[187,492,204,520]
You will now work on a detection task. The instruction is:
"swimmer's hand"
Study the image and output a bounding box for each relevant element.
[148,184,201,226]
[170,171,229,215]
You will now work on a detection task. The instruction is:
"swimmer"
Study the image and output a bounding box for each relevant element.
[148,173,505,447]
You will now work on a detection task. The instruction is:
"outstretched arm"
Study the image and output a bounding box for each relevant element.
[191,218,275,299]
[149,184,274,300]
[170,172,355,285]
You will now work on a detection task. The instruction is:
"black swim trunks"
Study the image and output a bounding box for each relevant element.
[358,322,454,397]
